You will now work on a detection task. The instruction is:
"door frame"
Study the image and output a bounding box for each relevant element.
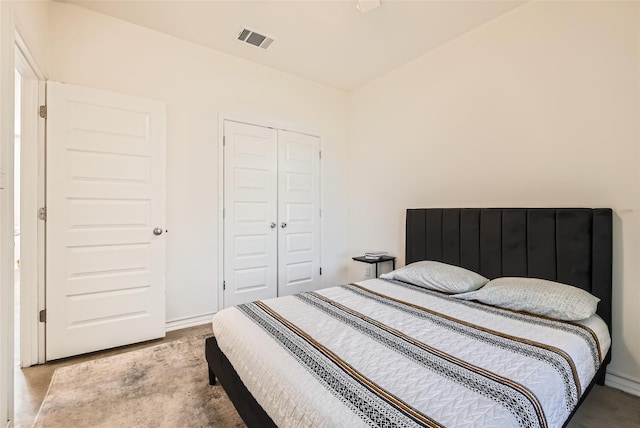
[0,3,15,425]
[15,31,46,367]
[217,114,323,312]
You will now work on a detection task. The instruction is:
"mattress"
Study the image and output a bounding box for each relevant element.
[212,278,610,428]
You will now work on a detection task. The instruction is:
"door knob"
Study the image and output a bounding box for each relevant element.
[270,222,276,229]
[280,222,287,228]
[153,227,163,236]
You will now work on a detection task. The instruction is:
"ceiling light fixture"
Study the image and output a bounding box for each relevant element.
[356,0,382,13]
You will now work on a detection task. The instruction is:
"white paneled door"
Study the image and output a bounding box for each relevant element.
[46,82,166,360]
[223,121,321,307]
[277,130,321,296]
[223,121,279,307]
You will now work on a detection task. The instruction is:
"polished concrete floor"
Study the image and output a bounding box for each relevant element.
[13,323,640,428]
[14,324,213,428]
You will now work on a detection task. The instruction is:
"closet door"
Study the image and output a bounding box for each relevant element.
[277,130,321,296]
[223,121,278,307]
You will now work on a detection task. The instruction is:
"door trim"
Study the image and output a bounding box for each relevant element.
[0,3,16,424]
[36,80,45,364]
[14,42,46,367]
[14,30,45,81]
[15,28,46,366]
[217,114,323,312]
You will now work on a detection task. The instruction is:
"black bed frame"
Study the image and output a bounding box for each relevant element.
[206,207,613,427]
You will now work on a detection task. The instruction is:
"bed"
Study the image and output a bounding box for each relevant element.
[206,208,612,427]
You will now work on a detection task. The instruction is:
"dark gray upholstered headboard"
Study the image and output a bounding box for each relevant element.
[405,208,613,332]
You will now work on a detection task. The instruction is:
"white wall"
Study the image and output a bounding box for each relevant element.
[349,1,640,388]
[48,2,350,326]
[0,3,13,424]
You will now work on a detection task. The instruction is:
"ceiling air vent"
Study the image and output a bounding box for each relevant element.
[237,27,274,50]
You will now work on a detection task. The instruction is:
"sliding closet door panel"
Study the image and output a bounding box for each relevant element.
[277,130,321,296]
[223,121,278,307]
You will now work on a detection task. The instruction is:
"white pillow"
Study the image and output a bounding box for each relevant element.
[380,261,489,293]
[453,277,600,321]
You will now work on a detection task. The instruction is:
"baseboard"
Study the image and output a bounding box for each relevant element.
[165,313,214,332]
[605,370,640,397]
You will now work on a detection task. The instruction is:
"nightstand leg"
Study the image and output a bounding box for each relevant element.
[375,264,378,278]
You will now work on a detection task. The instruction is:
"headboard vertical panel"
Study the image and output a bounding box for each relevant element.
[502,209,528,277]
[459,209,481,273]
[425,210,443,261]
[592,209,613,334]
[442,209,461,266]
[406,209,427,263]
[479,210,502,279]
[527,210,557,281]
[556,209,592,290]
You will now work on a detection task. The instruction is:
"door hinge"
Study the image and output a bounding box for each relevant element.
[319,150,322,160]
[39,105,47,119]
[223,280,226,290]
[319,209,322,217]
[319,267,322,275]
[38,207,47,221]
[222,208,225,218]
[39,309,46,323]
[223,136,226,146]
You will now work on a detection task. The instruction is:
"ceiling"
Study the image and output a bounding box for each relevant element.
[63,0,526,91]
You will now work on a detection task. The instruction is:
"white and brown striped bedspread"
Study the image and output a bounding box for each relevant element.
[211,278,610,428]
